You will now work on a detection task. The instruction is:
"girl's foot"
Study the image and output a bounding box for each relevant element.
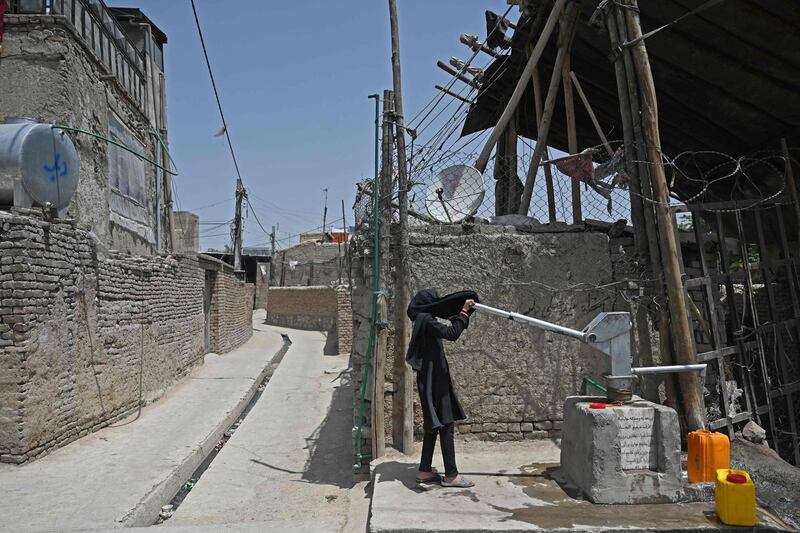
[415,468,440,484]
[441,474,474,488]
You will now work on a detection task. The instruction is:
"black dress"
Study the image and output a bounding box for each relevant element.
[406,289,478,431]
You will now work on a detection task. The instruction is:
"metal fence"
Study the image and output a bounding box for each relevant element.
[6,0,147,111]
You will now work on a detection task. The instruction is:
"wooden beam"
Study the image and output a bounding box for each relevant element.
[625,0,705,431]
[518,2,580,216]
[533,66,556,223]
[474,0,567,173]
[569,71,613,156]
[562,52,581,224]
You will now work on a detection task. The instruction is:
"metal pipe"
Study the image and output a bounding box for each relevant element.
[632,364,707,374]
[473,302,587,341]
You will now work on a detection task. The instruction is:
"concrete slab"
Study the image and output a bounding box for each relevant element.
[0,311,286,533]
[164,328,368,533]
[369,441,794,533]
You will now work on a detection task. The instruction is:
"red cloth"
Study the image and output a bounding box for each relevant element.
[555,153,594,183]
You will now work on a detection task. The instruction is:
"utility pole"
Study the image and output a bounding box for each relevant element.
[322,188,329,241]
[232,178,245,274]
[270,224,276,285]
[388,0,414,453]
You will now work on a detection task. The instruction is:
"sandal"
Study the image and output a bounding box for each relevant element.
[415,468,441,484]
[441,475,474,488]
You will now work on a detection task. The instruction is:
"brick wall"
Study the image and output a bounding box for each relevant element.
[265,285,352,353]
[336,286,353,356]
[0,210,253,463]
[266,286,338,331]
[208,268,254,354]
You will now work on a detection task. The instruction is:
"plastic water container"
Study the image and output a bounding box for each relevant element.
[688,430,729,482]
[716,469,756,526]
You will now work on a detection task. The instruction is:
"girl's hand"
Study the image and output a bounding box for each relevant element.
[462,299,475,313]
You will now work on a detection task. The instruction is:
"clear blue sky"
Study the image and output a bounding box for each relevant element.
[107,0,509,250]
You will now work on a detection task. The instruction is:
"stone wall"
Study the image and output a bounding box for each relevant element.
[271,241,345,287]
[0,211,253,463]
[0,15,162,254]
[351,223,654,450]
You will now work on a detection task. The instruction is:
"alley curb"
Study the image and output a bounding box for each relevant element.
[120,334,293,527]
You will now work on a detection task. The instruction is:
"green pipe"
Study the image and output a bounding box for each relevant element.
[354,94,382,468]
[581,376,607,395]
[52,124,178,176]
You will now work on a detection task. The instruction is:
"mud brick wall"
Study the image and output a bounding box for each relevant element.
[351,223,655,451]
[266,286,338,331]
[209,271,254,354]
[0,211,253,463]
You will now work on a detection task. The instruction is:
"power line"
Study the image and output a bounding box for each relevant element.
[189,0,243,183]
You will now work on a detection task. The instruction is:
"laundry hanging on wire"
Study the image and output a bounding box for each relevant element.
[552,146,628,214]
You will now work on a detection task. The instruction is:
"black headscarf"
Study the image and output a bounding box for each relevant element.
[405,288,479,370]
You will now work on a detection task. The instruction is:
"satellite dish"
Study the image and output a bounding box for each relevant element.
[425,164,485,223]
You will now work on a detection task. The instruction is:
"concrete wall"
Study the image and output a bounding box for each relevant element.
[0,210,253,463]
[173,211,199,254]
[351,223,655,448]
[0,15,162,255]
[272,241,345,287]
[266,285,352,354]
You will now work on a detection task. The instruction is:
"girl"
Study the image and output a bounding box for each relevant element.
[406,288,478,488]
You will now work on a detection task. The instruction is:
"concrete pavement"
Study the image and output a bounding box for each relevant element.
[369,440,794,533]
[164,327,370,533]
[0,311,285,533]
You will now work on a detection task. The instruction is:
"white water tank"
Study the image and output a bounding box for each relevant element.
[0,117,80,215]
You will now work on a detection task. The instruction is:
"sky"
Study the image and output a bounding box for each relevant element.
[106,0,508,251]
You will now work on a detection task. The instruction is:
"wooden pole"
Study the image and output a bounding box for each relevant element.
[781,138,800,258]
[569,71,613,156]
[518,2,580,216]
[562,52,582,224]
[475,0,568,173]
[606,6,675,409]
[269,225,276,285]
[533,65,557,223]
[372,90,394,461]
[625,1,705,431]
[388,0,414,453]
[614,2,680,418]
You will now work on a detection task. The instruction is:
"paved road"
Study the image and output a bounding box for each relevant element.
[165,327,369,533]
[0,311,284,532]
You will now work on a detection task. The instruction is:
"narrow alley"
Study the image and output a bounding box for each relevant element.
[1,0,800,532]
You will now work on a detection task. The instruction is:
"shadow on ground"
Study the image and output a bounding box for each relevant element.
[322,329,339,355]
[300,365,354,488]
